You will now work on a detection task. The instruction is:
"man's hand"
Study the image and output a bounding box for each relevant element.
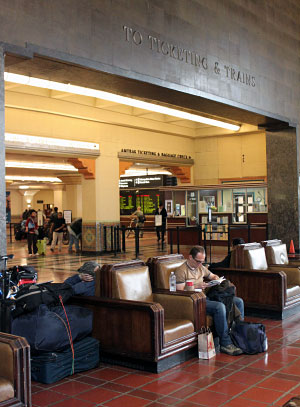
[196,281,210,289]
[79,273,94,282]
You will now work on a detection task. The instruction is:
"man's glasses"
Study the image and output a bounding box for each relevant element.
[193,257,203,264]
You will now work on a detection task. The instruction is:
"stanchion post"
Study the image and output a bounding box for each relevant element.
[204,229,207,261]
[248,223,251,243]
[170,228,173,254]
[110,226,114,253]
[135,227,140,258]
[227,224,231,254]
[103,226,107,252]
[176,226,180,254]
[121,225,126,252]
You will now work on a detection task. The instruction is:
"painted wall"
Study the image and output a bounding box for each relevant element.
[194,132,266,185]
[0,0,298,123]
[32,190,54,212]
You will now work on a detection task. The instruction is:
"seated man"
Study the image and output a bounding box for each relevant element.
[175,246,244,356]
[64,261,99,296]
[209,238,245,270]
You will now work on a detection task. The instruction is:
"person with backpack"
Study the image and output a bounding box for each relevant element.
[175,245,244,356]
[25,209,38,256]
[209,237,245,270]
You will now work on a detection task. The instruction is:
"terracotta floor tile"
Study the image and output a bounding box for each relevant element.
[87,367,127,381]
[104,394,150,407]
[140,380,182,396]
[280,362,300,376]
[242,387,284,403]
[52,380,94,396]
[32,389,67,406]
[52,398,96,407]
[226,371,265,385]
[100,382,132,393]
[187,389,231,406]
[77,387,119,403]
[259,376,299,392]
[161,370,200,385]
[158,395,181,405]
[114,373,154,387]
[75,376,106,386]
[129,389,161,401]
[222,396,270,407]
[206,379,248,396]
[170,385,200,399]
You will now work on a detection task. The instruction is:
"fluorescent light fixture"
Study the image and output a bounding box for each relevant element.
[121,169,172,177]
[4,72,240,131]
[5,175,62,182]
[5,161,78,171]
[19,185,30,189]
[5,132,99,151]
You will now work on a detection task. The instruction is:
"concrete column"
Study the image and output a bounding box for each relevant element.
[65,184,82,218]
[266,128,300,249]
[82,154,120,253]
[0,50,5,256]
[53,186,66,213]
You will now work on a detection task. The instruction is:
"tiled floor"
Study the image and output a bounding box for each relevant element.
[5,237,300,407]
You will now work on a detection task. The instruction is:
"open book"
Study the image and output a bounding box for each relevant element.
[206,276,226,287]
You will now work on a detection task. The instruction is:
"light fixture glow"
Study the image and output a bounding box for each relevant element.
[4,72,240,131]
[5,175,62,182]
[19,185,30,189]
[5,161,78,171]
[5,132,99,151]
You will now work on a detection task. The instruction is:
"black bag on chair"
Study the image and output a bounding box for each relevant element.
[230,320,268,354]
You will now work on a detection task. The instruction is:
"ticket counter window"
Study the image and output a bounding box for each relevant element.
[173,191,185,216]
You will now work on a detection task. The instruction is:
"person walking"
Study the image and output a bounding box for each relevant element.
[155,202,167,243]
[50,212,66,252]
[25,209,38,256]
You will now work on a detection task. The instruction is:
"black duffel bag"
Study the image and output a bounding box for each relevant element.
[12,304,93,352]
[230,320,268,354]
[11,282,74,318]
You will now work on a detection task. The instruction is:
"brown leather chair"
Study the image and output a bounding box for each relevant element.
[261,239,300,266]
[217,243,300,319]
[71,260,205,372]
[0,332,31,407]
[147,254,213,327]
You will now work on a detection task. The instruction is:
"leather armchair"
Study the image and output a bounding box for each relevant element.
[71,260,204,372]
[0,332,31,407]
[147,254,212,327]
[215,243,300,319]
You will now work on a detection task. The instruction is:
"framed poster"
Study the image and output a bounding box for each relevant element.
[63,210,72,224]
[165,200,173,215]
[203,196,215,207]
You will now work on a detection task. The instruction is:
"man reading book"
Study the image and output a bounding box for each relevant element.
[175,245,244,356]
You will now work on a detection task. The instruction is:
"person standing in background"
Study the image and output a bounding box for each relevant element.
[50,212,66,252]
[25,209,38,256]
[155,202,167,243]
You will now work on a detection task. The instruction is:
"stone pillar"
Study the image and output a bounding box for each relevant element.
[53,186,66,213]
[81,154,120,253]
[0,50,5,256]
[266,128,300,249]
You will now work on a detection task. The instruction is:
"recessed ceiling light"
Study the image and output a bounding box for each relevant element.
[5,161,78,171]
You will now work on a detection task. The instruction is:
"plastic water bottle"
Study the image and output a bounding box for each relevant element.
[169,271,176,292]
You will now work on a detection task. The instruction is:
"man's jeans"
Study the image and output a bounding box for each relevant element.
[206,297,244,347]
[69,234,80,251]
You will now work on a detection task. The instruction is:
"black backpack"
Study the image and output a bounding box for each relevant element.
[11,282,74,318]
[230,320,268,354]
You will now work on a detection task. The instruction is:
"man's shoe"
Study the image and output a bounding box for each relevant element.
[50,248,54,252]
[220,344,243,356]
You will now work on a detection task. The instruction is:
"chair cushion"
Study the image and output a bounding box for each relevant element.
[164,319,194,343]
[157,259,186,289]
[0,377,14,402]
[0,342,14,384]
[113,266,153,302]
[244,247,268,270]
[287,285,300,299]
[265,244,289,265]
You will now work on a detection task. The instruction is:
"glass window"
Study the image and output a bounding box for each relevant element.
[246,188,267,212]
[173,191,186,216]
[232,189,247,223]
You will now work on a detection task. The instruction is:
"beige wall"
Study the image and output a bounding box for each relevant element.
[9,190,23,217]
[32,190,54,212]
[194,132,266,185]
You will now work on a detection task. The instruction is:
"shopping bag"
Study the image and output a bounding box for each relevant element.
[155,215,162,226]
[198,327,216,359]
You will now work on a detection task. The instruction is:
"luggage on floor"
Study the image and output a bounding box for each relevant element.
[283,396,300,406]
[230,320,268,354]
[31,336,100,384]
[37,239,47,255]
[12,304,93,352]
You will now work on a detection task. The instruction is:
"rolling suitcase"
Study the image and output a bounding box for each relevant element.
[37,238,47,255]
[31,336,99,384]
